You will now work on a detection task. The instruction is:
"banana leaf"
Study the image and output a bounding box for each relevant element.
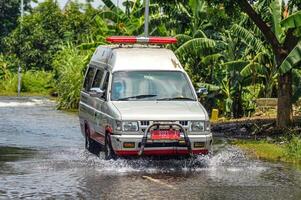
[281,10,301,30]
[223,60,249,72]
[270,0,284,42]
[231,24,265,52]
[279,41,301,74]
[175,38,216,56]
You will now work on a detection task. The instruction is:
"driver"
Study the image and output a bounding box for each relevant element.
[112,81,124,100]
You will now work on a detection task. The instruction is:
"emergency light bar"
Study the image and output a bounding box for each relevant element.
[106,36,177,44]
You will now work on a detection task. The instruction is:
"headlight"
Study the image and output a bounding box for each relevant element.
[190,121,205,132]
[122,121,139,132]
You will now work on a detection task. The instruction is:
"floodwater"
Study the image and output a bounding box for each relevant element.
[0,97,300,200]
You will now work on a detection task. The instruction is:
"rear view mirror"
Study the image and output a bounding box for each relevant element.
[89,87,105,98]
[196,87,208,96]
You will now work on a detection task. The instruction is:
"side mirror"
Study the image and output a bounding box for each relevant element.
[89,87,105,98]
[196,87,208,97]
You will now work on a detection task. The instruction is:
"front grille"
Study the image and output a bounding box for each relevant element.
[140,121,150,126]
[179,121,188,126]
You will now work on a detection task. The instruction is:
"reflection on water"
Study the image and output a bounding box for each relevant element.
[0,97,301,200]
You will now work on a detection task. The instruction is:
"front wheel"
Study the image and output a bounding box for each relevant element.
[105,134,116,160]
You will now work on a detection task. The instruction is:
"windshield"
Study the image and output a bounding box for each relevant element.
[111,71,196,101]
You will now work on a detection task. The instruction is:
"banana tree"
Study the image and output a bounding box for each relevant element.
[232,0,301,127]
[231,23,278,98]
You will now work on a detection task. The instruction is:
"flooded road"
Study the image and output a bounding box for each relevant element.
[0,97,300,200]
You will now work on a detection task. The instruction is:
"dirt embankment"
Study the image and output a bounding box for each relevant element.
[211,117,301,139]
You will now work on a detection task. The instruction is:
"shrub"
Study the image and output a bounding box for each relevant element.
[1,54,54,94]
[0,54,18,93]
[52,44,92,109]
[285,135,301,161]
[21,70,54,93]
[0,72,18,93]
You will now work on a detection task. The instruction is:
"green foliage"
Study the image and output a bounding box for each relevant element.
[21,70,54,93]
[0,0,32,52]
[270,0,285,42]
[3,0,100,71]
[0,72,18,93]
[281,10,301,30]
[279,42,301,74]
[3,0,65,70]
[175,38,216,56]
[285,135,301,161]
[52,44,92,110]
[0,54,18,93]
[231,24,265,52]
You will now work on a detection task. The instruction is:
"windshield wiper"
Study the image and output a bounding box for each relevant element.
[156,97,195,101]
[117,94,157,101]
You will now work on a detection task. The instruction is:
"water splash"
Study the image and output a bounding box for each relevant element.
[21,146,260,175]
[0,98,52,107]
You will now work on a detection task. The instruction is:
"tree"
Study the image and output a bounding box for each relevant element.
[3,0,100,71]
[235,0,301,127]
[3,0,65,71]
[0,0,32,52]
[209,0,301,127]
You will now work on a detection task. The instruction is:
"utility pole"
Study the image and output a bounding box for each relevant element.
[18,0,24,97]
[144,0,150,37]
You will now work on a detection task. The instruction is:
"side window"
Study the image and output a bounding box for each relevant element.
[101,72,110,96]
[92,69,104,88]
[83,67,95,91]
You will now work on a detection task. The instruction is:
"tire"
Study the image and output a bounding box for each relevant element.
[104,134,116,160]
[85,126,92,151]
[85,126,101,156]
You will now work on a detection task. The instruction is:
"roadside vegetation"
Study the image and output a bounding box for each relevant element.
[1,0,301,156]
[234,135,301,164]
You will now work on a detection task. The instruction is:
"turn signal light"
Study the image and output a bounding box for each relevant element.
[123,142,135,148]
[194,142,205,148]
[106,36,177,44]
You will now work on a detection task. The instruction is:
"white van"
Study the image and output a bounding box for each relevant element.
[79,36,212,159]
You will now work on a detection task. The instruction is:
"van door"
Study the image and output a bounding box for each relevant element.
[90,68,107,145]
[79,66,96,134]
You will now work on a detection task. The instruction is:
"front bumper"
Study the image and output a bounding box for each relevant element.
[110,133,212,156]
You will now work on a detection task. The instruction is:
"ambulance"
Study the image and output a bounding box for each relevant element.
[79,36,212,159]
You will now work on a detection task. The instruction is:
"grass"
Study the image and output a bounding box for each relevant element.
[233,138,301,164]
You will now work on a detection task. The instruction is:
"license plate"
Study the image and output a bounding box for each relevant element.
[151,130,180,140]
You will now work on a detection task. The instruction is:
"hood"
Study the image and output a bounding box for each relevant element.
[112,101,208,121]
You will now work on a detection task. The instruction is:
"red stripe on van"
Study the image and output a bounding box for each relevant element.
[115,149,208,156]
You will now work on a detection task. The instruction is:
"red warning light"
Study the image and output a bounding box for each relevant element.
[106,36,177,44]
